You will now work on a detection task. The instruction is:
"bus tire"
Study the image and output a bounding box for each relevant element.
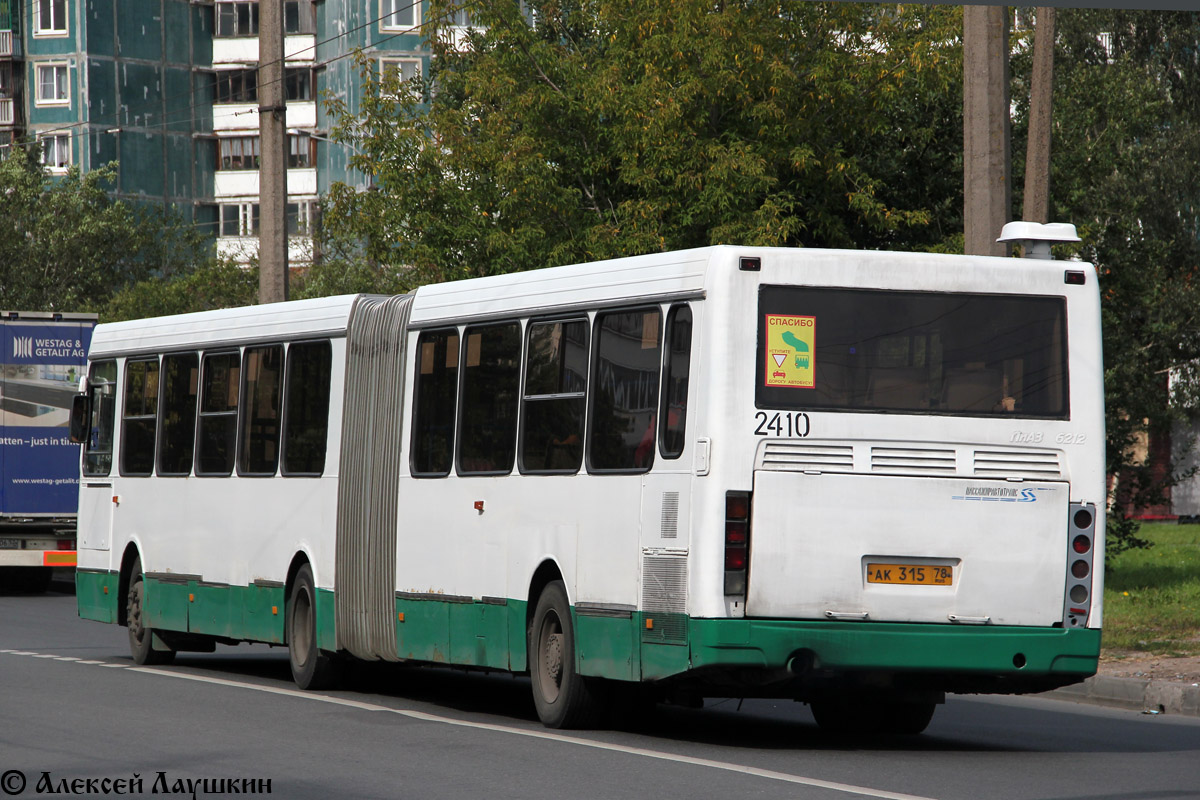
[529,580,601,729]
[287,564,337,690]
[126,559,175,666]
[810,696,936,736]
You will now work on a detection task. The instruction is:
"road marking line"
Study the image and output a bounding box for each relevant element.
[32,653,59,658]
[54,657,80,661]
[128,667,935,800]
[98,663,128,668]
[75,660,105,665]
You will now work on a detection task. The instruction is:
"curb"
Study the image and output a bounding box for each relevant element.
[1043,675,1200,717]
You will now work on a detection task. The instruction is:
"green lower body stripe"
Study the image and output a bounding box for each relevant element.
[77,570,1099,688]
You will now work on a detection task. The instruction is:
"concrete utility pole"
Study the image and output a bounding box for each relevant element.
[1023,7,1056,224]
[259,0,288,303]
[963,5,1011,257]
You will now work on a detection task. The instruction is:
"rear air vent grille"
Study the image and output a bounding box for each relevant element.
[973,449,1062,480]
[759,442,854,473]
[642,555,688,645]
[870,446,957,475]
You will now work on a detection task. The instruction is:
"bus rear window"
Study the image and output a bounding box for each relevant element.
[756,287,1068,418]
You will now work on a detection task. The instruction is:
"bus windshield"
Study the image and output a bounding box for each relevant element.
[757,286,1068,418]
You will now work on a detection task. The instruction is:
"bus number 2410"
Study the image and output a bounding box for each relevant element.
[754,411,811,437]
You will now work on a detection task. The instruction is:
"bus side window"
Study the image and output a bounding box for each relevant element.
[458,322,521,475]
[281,340,332,476]
[196,352,240,476]
[588,308,662,473]
[239,345,285,476]
[157,353,199,476]
[411,329,459,477]
[83,360,117,477]
[520,319,588,473]
[660,304,692,459]
[120,358,159,476]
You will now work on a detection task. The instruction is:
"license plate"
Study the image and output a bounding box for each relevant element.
[0,538,20,549]
[867,563,953,586]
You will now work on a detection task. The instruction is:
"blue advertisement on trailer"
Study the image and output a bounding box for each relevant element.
[1,318,95,516]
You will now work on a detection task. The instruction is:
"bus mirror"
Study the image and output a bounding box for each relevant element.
[69,395,90,444]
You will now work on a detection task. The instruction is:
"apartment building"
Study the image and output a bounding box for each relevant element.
[0,0,436,263]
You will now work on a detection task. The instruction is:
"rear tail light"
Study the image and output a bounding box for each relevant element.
[1063,503,1097,626]
[725,490,751,596]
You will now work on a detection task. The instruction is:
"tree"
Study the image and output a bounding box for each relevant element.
[1011,10,1200,554]
[0,147,212,313]
[100,260,259,322]
[321,1,963,284]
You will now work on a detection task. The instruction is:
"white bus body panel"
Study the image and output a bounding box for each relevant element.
[747,470,1068,625]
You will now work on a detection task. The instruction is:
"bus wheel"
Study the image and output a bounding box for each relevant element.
[529,580,601,729]
[126,559,175,666]
[810,696,936,736]
[287,564,337,690]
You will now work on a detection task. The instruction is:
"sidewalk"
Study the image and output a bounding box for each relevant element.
[1043,675,1200,717]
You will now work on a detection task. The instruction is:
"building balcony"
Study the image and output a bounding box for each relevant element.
[0,29,17,58]
[212,34,315,66]
[0,97,13,126]
[214,167,317,198]
[213,101,315,132]
[216,235,313,265]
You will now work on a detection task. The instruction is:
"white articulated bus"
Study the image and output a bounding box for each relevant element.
[73,235,1105,734]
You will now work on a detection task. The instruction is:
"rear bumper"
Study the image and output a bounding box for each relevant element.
[689,618,1100,689]
[0,550,75,567]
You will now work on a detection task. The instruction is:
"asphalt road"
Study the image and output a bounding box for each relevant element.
[2,585,1199,800]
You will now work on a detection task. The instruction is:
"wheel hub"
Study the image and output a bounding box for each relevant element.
[544,632,563,683]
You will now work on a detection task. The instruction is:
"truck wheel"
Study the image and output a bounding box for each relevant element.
[127,559,175,665]
[529,580,601,729]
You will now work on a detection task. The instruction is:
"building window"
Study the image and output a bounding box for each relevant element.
[214,69,257,104]
[380,58,420,86]
[214,69,309,104]
[381,0,417,30]
[34,0,67,34]
[449,7,472,26]
[284,68,312,101]
[216,1,258,37]
[284,0,315,35]
[286,200,317,235]
[218,136,260,170]
[39,134,70,170]
[35,63,69,105]
[219,203,259,237]
[287,134,314,168]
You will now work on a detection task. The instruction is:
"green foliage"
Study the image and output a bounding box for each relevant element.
[292,240,412,299]
[100,259,259,323]
[1010,11,1200,553]
[0,147,212,313]
[321,1,964,282]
